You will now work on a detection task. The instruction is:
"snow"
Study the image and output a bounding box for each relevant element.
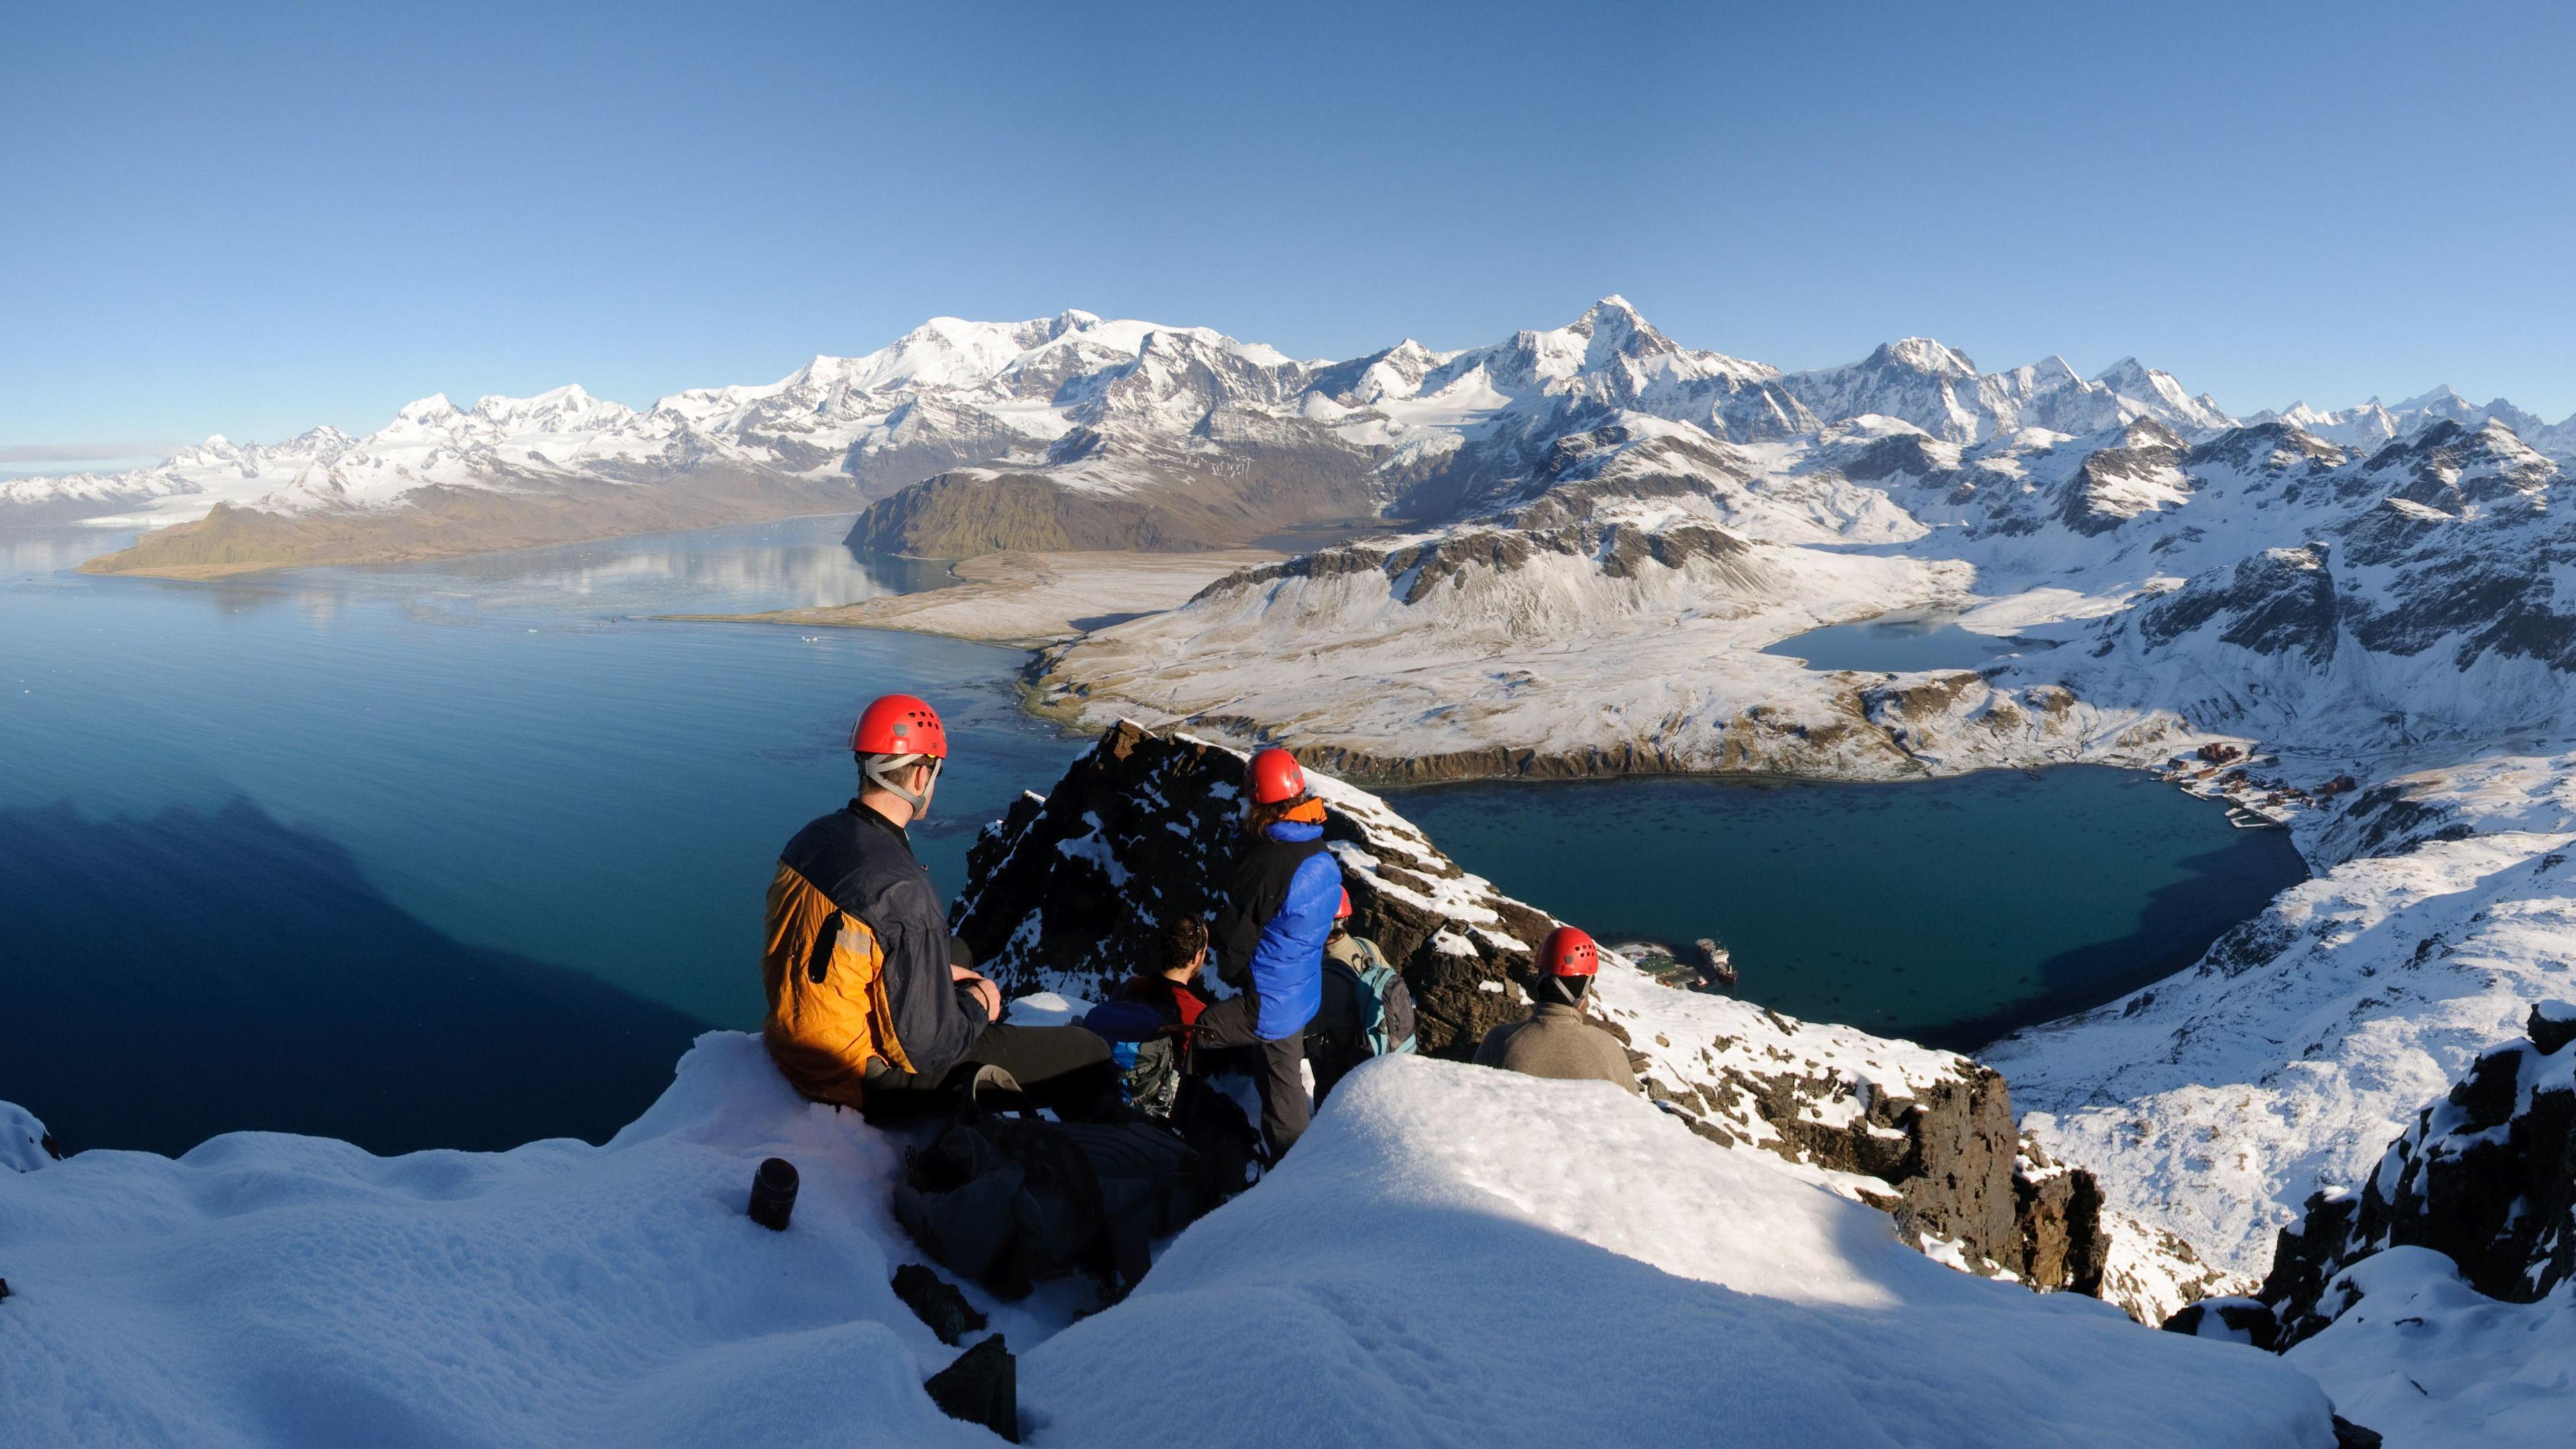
[0,1036,2338,1446]
[2,1102,53,1173]
[1020,1055,2335,1447]
[2288,1247,2576,1448]
[15,299,2576,538]
[0,1035,1010,1448]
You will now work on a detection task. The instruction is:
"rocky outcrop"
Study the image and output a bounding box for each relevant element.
[847,430,1389,559]
[2159,1000,2576,1358]
[950,722,2141,1306]
[2210,1001,2576,1350]
[2012,1134,2110,1295]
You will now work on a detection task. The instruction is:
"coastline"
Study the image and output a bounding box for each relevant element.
[661,547,1281,647]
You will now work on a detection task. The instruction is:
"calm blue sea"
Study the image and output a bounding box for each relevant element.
[1,517,2300,1151]
[0,517,1080,1153]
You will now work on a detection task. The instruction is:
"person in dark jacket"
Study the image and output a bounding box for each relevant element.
[1080,916,1212,1117]
[1199,747,1341,1160]
[762,692,1118,1121]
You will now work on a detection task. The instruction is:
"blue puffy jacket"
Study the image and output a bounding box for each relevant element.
[1211,819,1342,1040]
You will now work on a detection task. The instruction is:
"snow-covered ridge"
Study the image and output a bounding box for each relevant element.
[0,1036,2342,1446]
[943,722,2244,1322]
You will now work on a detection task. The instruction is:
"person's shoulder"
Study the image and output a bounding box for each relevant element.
[1289,849,1340,888]
[780,804,855,852]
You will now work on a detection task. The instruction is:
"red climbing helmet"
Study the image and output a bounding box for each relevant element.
[1538,926,1599,977]
[1246,747,1307,805]
[851,694,947,759]
[1336,888,1353,920]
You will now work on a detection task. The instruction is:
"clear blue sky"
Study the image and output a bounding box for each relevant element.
[9,1,2576,465]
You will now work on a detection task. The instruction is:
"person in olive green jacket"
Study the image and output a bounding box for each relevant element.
[1474,925,1640,1095]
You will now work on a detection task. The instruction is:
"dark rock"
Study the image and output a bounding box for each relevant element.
[923,1335,1017,1442]
[2531,999,2576,1057]
[951,722,2112,1301]
[2331,1414,2383,1448]
[2010,1136,2108,1295]
[2135,543,2340,666]
[0,1277,9,1304]
[2253,1005,2576,1350]
[2160,1295,2279,1352]
[894,1263,988,1346]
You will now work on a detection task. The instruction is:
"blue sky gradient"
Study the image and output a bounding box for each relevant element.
[9,1,2575,459]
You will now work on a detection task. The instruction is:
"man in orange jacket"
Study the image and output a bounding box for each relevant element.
[761,692,1116,1120]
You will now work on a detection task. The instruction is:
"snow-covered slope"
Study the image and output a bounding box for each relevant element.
[2163,1003,2576,1446]
[0,1035,2343,1447]
[1022,1055,2339,1448]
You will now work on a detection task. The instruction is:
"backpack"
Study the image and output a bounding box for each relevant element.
[1167,1072,1265,1191]
[892,1112,1210,1298]
[1332,936,1418,1057]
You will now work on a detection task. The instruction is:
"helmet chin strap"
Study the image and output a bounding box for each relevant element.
[862,753,941,816]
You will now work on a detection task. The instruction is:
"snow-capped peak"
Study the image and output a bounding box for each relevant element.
[471,384,633,430]
[394,394,461,425]
[2392,384,2469,413]
[1878,337,1980,377]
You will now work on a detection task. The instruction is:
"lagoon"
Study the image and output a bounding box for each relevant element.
[1388,768,2305,1051]
[1762,609,2051,674]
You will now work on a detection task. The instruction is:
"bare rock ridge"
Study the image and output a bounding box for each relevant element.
[949,722,2137,1307]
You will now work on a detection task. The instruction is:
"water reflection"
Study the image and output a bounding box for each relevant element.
[2,514,947,619]
[315,514,952,616]
[0,525,139,579]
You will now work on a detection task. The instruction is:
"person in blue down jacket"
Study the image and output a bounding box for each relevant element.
[1198,747,1342,1161]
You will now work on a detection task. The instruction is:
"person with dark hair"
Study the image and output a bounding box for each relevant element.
[1080,916,1213,1117]
[1473,925,1640,1094]
[1200,747,1341,1160]
[761,693,1120,1122]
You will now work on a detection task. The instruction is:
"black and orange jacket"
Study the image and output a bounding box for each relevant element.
[761,802,983,1107]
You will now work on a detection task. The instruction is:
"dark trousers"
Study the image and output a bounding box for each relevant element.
[1196,994,1308,1160]
[960,1021,1120,1120]
[865,1021,1119,1124]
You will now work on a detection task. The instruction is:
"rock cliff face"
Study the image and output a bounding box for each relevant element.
[2178,1000,2576,1350]
[949,723,2141,1306]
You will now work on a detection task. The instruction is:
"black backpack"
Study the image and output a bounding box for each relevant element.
[1168,1072,1266,1189]
[893,1112,1211,1298]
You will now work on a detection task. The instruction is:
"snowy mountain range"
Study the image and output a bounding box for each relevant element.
[29,298,2575,576]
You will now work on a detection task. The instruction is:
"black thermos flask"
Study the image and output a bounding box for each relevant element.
[747,1157,799,1231]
